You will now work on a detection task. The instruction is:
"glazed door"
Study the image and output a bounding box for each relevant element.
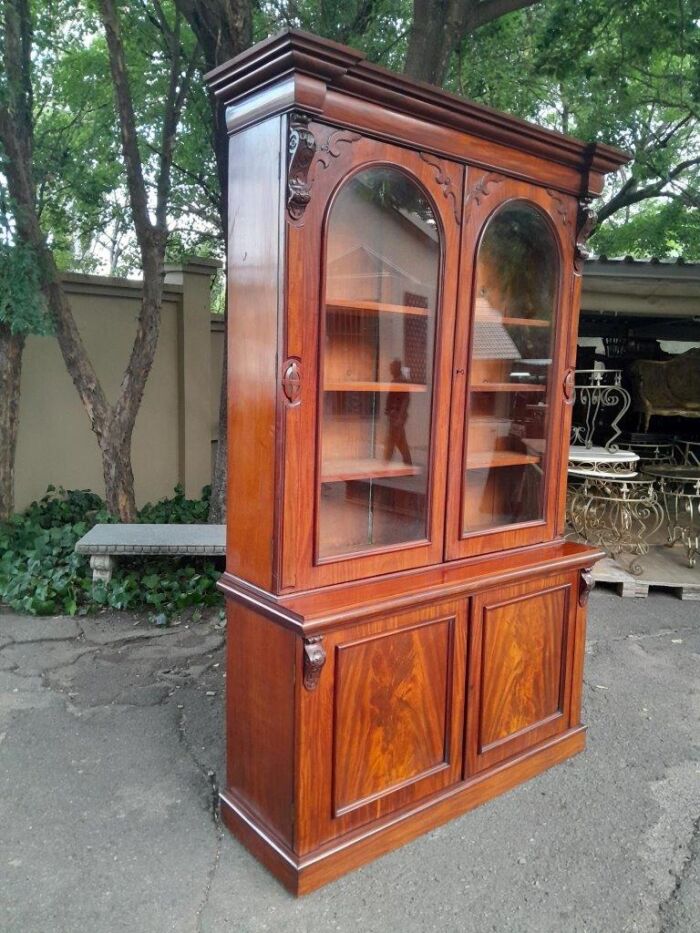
[280,118,462,590]
[446,173,577,559]
[296,599,467,853]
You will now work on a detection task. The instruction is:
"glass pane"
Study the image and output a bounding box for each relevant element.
[318,167,440,559]
[462,202,558,535]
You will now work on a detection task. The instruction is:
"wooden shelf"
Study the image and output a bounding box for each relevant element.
[325,381,427,393]
[326,299,429,317]
[475,315,550,328]
[321,458,422,483]
[470,382,546,393]
[465,450,541,470]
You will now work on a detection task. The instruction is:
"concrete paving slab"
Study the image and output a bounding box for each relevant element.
[0,593,698,933]
[0,612,80,643]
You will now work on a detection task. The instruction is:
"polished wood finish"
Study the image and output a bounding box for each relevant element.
[220,726,587,895]
[207,30,628,894]
[296,600,467,851]
[466,572,576,773]
[227,603,296,843]
[224,116,284,590]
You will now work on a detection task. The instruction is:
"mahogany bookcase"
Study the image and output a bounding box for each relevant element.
[205,29,629,894]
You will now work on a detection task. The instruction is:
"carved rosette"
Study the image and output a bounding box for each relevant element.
[286,115,360,223]
[281,358,302,405]
[303,636,326,691]
[563,368,576,404]
[287,112,316,222]
[463,172,504,224]
[574,204,597,274]
[579,568,595,606]
[419,152,461,225]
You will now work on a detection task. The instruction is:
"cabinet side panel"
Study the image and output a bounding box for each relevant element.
[227,601,295,845]
[226,116,282,588]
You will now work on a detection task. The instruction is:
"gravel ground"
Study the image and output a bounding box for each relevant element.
[0,587,698,932]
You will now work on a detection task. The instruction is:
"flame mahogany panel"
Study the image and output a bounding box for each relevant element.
[466,572,577,774]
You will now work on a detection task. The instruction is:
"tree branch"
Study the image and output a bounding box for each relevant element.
[96,0,153,248]
[470,0,540,30]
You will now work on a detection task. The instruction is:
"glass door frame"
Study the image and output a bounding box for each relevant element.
[445,171,578,561]
[279,123,463,591]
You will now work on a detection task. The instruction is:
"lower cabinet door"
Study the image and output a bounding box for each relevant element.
[465,571,577,775]
[297,600,467,851]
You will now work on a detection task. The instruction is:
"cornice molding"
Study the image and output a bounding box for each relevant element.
[205,29,629,189]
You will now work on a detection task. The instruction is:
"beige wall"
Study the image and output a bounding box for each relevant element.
[15,258,222,511]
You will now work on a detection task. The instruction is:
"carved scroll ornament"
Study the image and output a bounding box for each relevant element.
[419,152,462,225]
[463,172,504,223]
[546,188,571,227]
[303,636,326,691]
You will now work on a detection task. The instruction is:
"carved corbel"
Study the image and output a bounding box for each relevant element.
[287,116,360,223]
[574,204,597,274]
[579,568,595,606]
[287,112,316,222]
[303,636,326,691]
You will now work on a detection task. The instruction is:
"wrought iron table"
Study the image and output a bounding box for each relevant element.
[567,447,667,574]
[567,446,639,479]
[642,464,700,568]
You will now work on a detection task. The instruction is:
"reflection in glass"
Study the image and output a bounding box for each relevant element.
[462,202,558,535]
[318,168,439,559]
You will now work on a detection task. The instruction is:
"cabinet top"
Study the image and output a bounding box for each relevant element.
[205,28,628,196]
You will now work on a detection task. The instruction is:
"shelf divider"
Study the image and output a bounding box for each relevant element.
[470,382,547,393]
[326,299,429,317]
[325,381,427,393]
[321,458,422,483]
[465,450,541,470]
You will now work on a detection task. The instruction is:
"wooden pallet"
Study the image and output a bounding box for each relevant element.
[592,548,700,600]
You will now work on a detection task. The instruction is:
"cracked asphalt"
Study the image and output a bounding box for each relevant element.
[1,588,698,932]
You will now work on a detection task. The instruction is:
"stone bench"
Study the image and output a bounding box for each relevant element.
[75,524,226,583]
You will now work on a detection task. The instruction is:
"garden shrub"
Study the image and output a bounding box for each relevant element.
[0,485,222,619]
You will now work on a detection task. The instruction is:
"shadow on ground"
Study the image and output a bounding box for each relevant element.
[1,590,698,932]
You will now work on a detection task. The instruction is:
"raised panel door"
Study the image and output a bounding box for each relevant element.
[465,572,577,774]
[296,600,467,852]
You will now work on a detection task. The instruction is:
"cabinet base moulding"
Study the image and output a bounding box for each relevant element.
[219,726,586,896]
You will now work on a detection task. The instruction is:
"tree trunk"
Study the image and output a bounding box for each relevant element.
[0,323,25,521]
[404,0,462,85]
[404,0,542,86]
[99,426,138,521]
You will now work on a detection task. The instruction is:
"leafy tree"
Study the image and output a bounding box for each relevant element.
[0,0,199,520]
[450,0,700,256]
[0,210,49,519]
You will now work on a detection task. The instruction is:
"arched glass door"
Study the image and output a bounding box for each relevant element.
[317,167,441,560]
[461,201,559,536]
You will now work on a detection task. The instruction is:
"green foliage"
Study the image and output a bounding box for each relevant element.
[450,0,700,259]
[591,200,700,260]
[0,486,222,619]
[0,236,51,336]
[138,484,211,523]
